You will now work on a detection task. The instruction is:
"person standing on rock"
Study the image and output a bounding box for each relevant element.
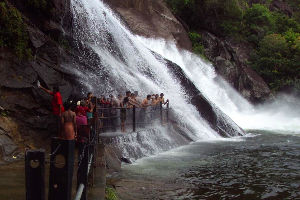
[38,84,65,135]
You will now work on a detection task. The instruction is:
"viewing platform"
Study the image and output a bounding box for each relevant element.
[24,101,170,200]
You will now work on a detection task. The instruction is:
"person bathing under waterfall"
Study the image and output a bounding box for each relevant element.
[61,102,77,140]
[121,95,129,132]
[38,84,65,136]
[85,92,95,123]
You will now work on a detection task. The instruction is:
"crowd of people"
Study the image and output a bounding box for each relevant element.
[38,83,169,141]
[96,91,169,132]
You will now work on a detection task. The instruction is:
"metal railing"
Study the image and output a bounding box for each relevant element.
[96,101,170,134]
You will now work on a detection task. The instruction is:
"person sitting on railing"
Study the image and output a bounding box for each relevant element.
[61,102,77,140]
[120,96,129,132]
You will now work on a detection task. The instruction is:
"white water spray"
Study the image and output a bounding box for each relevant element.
[140,38,300,133]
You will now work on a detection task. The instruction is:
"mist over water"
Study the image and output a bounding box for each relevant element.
[139,38,300,133]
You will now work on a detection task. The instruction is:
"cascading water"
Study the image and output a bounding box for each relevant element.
[140,38,300,133]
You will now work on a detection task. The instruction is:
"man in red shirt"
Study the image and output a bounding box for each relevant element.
[39,85,65,135]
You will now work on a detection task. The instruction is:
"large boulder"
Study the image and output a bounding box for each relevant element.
[103,0,192,50]
[163,56,245,137]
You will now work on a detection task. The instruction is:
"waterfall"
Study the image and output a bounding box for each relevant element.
[70,0,226,141]
[68,0,300,160]
[140,38,300,133]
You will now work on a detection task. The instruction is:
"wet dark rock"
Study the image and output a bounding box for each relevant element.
[28,26,47,49]
[165,57,244,137]
[0,133,18,157]
[201,31,271,103]
[0,50,37,89]
[120,157,132,164]
[105,146,122,172]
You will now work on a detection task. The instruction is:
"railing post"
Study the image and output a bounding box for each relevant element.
[160,102,163,125]
[77,142,89,200]
[48,138,75,200]
[133,105,136,132]
[167,101,169,123]
[25,149,45,200]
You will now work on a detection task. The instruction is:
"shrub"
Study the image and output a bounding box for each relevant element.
[251,33,299,91]
[188,32,205,56]
[274,12,300,34]
[243,4,276,45]
[0,2,32,60]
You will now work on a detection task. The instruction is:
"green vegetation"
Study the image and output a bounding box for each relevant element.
[0,1,32,60]
[251,32,300,91]
[165,0,300,92]
[188,32,205,57]
[105,187,118,200]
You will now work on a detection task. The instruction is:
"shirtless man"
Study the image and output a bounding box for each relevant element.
[134,91,142,105]
[61,102,76,140]
[129,93,140,107]
[141,95,152,107]
[159,93,169,105]
[151,94,160,105]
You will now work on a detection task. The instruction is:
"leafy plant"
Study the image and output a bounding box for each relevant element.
[250,33,299,91]
[188,32,206,57]
[243,4,276,45]
[0,1,32,60]
[105,187,118,200]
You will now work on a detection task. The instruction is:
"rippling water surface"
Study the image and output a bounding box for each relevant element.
[118,131,300,200]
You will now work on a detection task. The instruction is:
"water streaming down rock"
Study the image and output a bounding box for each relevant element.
[69,0,244,158]
[141,38,300,133]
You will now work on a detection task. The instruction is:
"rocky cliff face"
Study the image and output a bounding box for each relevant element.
[0,0,84,163]
[200,31,271,103]
[102,0,192,50]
